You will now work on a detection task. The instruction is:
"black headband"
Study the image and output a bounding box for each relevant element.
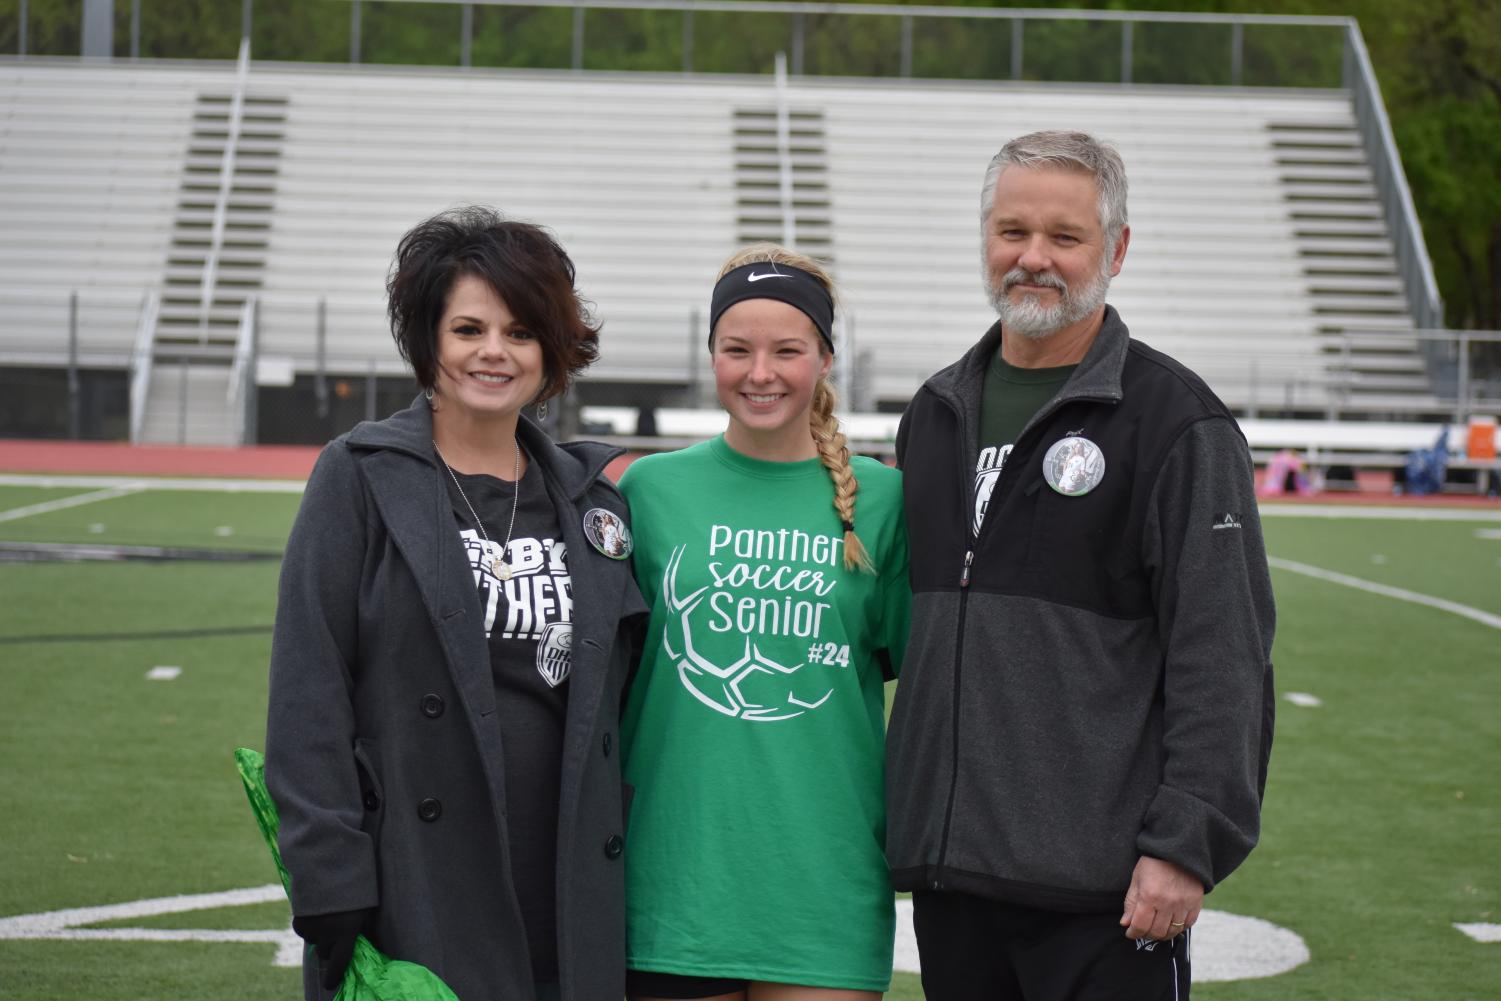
[708,262,835,352]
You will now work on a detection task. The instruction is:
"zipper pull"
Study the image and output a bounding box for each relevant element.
[959,550,974,588]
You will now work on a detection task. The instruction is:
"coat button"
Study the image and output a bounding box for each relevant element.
[604,834,623,859]
[602,732,612,756]
[417,798,442,822]
[420,693,445,718]
[362,791,380,811]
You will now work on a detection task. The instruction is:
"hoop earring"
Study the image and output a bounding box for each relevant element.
[536,399,548,420]
[423,386,434,402]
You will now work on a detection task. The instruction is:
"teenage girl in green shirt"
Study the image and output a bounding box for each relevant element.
[619,246,911,1001]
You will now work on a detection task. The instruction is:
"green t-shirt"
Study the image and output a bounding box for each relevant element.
[618,435,910,990]
[973,353,1075,537]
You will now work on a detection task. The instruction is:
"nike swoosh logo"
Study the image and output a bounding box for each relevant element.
[747,271,793,282]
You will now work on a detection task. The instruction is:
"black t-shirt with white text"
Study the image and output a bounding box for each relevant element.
[443,459,571,982]
[973,353,1075,537]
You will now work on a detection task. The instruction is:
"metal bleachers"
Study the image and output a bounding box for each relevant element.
[0,55,1429,437]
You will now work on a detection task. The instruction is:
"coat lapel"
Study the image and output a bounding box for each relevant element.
[545,468,628,794]
[358,447,508,789]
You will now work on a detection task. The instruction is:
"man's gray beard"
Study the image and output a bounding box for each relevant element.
[984,255,1113,340]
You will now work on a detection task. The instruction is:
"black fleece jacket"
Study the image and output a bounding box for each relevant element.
[886,307,1276,912]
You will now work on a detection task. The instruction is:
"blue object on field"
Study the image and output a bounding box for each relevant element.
[1403,425,1449,496]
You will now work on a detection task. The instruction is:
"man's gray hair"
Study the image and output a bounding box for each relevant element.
[979,131,1129,240]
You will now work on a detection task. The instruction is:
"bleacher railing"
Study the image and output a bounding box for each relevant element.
[227,296,260,446]
[199,37,253,339]
[128,291,160,445]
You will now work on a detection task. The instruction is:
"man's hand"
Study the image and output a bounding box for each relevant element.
[1119,856,1203,941]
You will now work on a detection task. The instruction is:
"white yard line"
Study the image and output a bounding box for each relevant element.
[0,884,284,935]
[1455,922,1501,943]
[1260,504,1501,522]
[0,884,300,967]
[0,485,144,523]
[0,474,304,493]
[1267,557,1501,631]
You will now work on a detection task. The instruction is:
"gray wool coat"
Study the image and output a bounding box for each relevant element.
[265,397,646,1001]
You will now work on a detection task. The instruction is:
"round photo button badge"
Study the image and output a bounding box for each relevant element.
[583,507,632,559]
[1042,436,1106,497]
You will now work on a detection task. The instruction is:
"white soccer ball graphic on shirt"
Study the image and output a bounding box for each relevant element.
[659,545,833,721]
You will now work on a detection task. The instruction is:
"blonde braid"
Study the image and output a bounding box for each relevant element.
[811,376,875,574]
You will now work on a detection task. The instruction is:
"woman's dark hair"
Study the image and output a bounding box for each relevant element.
[386,206,600,401]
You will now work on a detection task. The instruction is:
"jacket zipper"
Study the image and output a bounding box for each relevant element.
[932,549,973,890]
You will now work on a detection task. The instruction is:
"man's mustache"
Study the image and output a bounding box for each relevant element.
[1003,268,1067,293]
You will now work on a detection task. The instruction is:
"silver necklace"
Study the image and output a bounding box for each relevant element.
[433,438,521,581]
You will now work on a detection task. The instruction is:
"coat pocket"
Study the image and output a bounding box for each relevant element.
[352,737,386,850]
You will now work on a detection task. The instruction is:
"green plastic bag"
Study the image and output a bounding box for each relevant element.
[235,747,462,1001]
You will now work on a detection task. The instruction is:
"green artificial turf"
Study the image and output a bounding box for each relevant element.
[1263,511,1501,615]
[2,489,1499,999]
[0,487,301,551]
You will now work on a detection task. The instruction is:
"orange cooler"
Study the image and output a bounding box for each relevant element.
[1467,416,1497,460]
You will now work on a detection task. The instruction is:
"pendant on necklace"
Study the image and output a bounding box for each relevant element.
[493,557,512,581]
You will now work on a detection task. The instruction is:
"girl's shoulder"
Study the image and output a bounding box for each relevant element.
[617,441,716,495]
[850,454,902,497]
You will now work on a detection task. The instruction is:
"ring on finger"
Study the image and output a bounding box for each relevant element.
[1169,921,1186,927]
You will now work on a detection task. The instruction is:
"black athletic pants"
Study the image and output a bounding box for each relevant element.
[913,891,1190,1001]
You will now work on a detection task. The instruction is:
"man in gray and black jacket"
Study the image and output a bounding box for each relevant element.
[887,130,1276,1000]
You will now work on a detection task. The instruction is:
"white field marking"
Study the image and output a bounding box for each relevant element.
[87,522,105,533]
[1260,504,1501,522]
[1268,557,1501,632]
[1455,922,1501,943]
[1284,692,1323,707]
[0,473,304,494]
[214,525,235,537]
[1370,554,1388,564]
[894,900,1308,981]
[0,884,301,967]
[1475,528,1501,540]
[0,485,143,523]
[146,666,182,681]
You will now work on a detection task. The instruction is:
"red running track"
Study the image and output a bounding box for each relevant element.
[0,439,638,482]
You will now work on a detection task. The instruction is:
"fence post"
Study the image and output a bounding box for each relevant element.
[242,0,253,44]
[350,0,361,64]
[1120,21,1132,84]
[1230,22,1243,85]
[245,297,259,445]
[461,3,473,67]
[791,13,804,75]
[81,0,113,58]
[1456,333,1470,424]
[68,292,81,439]
[572,5,584,70]
[131,0,141,58]
[177,358,189,445]
[1010,19,1023,80]
[900,14,912,78]
[316,297,329,419]
[18,0,26,57]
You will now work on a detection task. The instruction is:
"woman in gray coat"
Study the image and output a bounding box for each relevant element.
[266,207,646,1001]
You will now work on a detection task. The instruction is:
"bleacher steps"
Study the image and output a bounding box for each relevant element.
[733,107,834,261]
[138,360,240,446]
[156,90,286,346]
[1268,118,1430,408]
